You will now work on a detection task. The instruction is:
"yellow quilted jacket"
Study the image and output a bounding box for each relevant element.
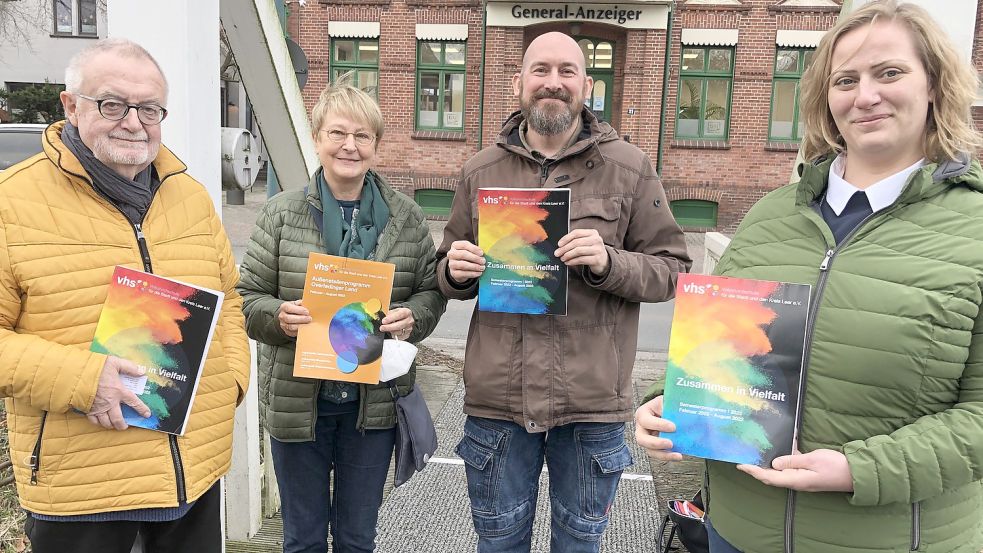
[0,122,250,515]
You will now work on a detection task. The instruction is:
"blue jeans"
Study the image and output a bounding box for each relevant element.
[455,416,633,553]
[707,517,744,553]
[270,400,396,553]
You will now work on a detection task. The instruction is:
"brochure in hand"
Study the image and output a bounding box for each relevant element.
[294,252,396,384]
[477,187,570,315]
[662,274,811,466]
[91,266,224,435]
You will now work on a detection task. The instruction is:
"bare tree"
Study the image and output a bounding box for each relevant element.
[0,0,51,55]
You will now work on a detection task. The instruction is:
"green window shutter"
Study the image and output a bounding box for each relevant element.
[414,189,455,217]
[670,200,718,228]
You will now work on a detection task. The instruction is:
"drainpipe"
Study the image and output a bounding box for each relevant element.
[655,1,673,176]
[478,0,488,150]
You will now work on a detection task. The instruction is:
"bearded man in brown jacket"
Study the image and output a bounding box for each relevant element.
[436,31,691,553]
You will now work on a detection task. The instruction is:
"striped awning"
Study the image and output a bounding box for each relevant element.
[681,28,739,46]
[415,24,469,41]
[328,21,380,38]
[776,29,826,48]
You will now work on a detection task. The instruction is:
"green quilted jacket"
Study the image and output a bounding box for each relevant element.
[237,170,446,440]
[700,157,983,553]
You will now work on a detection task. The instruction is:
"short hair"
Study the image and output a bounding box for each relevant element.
[311,84,385,142]
[799,0,982,162]
[64,38,169,97]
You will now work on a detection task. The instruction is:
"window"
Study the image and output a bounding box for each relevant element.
[79,0,97,35]
[53,0,97,36]
[769,48,814,141]
[331,39,379,99]
[676,47,733,140]
[416,41,465,131]
[578,38,613,70]
[414,189,455,217]
[670,200,718,228]
[54,0,73,34]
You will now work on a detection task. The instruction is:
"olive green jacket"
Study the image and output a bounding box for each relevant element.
[649,156,983,553]
[237,170,446,440]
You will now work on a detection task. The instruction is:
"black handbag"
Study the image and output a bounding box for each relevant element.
[657,490,710,553]
[389,383,438,487]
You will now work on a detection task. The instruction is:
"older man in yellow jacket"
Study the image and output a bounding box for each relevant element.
[0,38,250,552]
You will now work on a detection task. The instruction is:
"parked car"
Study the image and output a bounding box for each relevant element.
[0,124,46,171]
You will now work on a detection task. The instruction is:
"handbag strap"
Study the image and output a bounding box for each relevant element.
[387,381,401,400]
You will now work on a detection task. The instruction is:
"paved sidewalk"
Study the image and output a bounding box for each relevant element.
[223,184,706,553]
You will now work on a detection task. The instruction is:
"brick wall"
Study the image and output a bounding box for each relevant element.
[289,0,484,199]
[292,0,983,232]
[659,1,838,232]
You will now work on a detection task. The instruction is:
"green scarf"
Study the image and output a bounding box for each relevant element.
[316,169,390,260]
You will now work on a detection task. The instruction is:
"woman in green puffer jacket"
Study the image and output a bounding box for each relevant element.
[237,85,446,553]
[636,2,983,552]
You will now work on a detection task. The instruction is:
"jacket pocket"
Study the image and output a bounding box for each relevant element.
[570,196,623,248]
[29,411,48,485]
[910,501,920,551]
[455,418,508,514]
[463,320,516,412]
[557,323,623,414]
[259,344,277,408]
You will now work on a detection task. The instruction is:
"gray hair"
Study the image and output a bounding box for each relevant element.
[64,37,168,96]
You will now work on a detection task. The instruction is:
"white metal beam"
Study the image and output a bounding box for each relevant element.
[220,0,319,191]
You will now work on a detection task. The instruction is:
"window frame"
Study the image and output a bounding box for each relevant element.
[52,0,74,35]
[415,41,467,132]
[767,47,814,142]
[77,0,97,36]
[330,38,380,99]
[52,0,98,37]
[675,46,734,140]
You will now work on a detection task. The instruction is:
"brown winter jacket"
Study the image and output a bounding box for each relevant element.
[436,111,691,432]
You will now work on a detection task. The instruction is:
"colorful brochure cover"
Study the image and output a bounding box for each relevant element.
[294,252,395,384]
[477,187,570,315]
[91,266,224,435]
[663,274,811,466]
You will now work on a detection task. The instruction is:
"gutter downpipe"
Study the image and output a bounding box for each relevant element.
[655,1,674,176]
[478,0,489,150]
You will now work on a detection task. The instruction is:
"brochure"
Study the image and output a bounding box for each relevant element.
[91,266,224,435]
[662,274,811,466]
[477,187,570,315]
[294,252,395,384]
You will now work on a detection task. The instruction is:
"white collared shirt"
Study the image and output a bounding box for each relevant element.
[825,154,925,215]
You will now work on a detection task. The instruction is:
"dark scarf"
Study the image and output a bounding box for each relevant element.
[316,168,389,260]
[61,121,159,224]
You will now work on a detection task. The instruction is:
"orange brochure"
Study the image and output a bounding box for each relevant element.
[293,252,395,384]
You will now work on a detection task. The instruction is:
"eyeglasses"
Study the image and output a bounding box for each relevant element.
[318,129,376,147]
[75,94,168,126]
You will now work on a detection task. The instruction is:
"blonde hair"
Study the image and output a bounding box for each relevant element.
[799,0,982,162]
[311,84,384,142]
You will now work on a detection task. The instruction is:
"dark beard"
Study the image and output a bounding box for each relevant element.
[521,90,580,136]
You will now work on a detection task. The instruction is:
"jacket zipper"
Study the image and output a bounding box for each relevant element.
[133,223,187,503]
[540,162,551,185]
[784,211,878,553]
[29,412,48,484]
[910,502,921,550]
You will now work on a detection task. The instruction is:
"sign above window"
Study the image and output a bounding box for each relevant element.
[487,3,669,29]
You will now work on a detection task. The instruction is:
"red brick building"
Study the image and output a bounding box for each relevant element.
[289,0,981,231]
